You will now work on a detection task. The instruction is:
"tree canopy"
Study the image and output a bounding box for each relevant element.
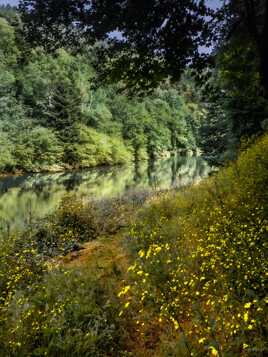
[19,0,268,94]
[19,0,211,90]
[0,14,206,173]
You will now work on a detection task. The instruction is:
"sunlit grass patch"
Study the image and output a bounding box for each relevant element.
[120,134,268,355]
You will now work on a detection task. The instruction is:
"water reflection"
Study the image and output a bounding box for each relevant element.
[0,155,210,231]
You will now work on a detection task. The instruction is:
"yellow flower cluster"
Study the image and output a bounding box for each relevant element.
[120,134,268,355]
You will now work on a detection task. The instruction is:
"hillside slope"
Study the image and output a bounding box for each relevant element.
[121,134,268,356]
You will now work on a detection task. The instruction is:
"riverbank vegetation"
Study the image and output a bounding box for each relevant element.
[0,129,267,356]
[0,6,206,174]
[122,133,268,355]
[1,3,267,174]
[0,1,268,356]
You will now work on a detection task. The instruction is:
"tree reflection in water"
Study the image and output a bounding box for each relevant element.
[0,155,210,232]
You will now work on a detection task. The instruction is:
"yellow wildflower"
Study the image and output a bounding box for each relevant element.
[138,250,145,258]
[118,285,131,297]
[244,302,252,309]
[209,346,219,356]
[170,317,179,330]
[198,337,206,344]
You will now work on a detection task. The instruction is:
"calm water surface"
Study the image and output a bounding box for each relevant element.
[0,155,211,232]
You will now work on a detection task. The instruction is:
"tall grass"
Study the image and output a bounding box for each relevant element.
[120,134,268,356]
[0,134,267,356]
[0,191,145,356]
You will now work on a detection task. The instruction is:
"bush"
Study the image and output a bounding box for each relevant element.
[0,131,15,171]
[14,126,63,172]
[119,134,268,356]
[0,233,127,356]
[30,193,144,258]
[64,124,132,168]
[31,196,101,258]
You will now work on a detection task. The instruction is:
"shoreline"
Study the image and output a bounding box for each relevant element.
[0,149,202,179]
[0,162,130,179]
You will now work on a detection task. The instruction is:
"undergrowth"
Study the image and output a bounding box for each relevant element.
[0,134,267,356]
[120,134,268,356]
[0,190,147,356]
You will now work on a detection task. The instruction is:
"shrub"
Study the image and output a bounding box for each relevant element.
[0,131,15,171]
[14,126,63,172]
[30,192,144,258]
[119,134,268,356]
[64,124,132,168]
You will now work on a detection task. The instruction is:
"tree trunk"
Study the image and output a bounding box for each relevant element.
[244,0,268,96]
[259,0,268,97]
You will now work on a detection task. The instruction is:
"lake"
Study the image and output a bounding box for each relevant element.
[0,155,211,232]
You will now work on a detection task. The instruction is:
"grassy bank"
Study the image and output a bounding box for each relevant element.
[0,134,267,356]
[121,134,268,356]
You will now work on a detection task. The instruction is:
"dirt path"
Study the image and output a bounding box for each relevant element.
[61,235,130,273]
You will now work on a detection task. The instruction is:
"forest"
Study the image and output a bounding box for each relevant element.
[2,1,267,174]
[0,1,267,356]
[0,4,209,173]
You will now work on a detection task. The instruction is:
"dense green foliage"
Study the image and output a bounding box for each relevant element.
[0,2,267,356]
[20,0,210,91]
[0,11,205,173]
[120,134,268,355]
[19,0,268,99]
[1,4,267,170]
[0,133,267,356]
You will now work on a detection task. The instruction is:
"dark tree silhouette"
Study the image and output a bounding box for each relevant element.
[220,0,268,97]
[19,0,268,93]
[19,0,211,90]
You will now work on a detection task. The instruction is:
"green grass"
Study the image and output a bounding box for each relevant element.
[0,233,132,356]
[0,194,140,356]
[120,134,268,356]
[0,134,267,356]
